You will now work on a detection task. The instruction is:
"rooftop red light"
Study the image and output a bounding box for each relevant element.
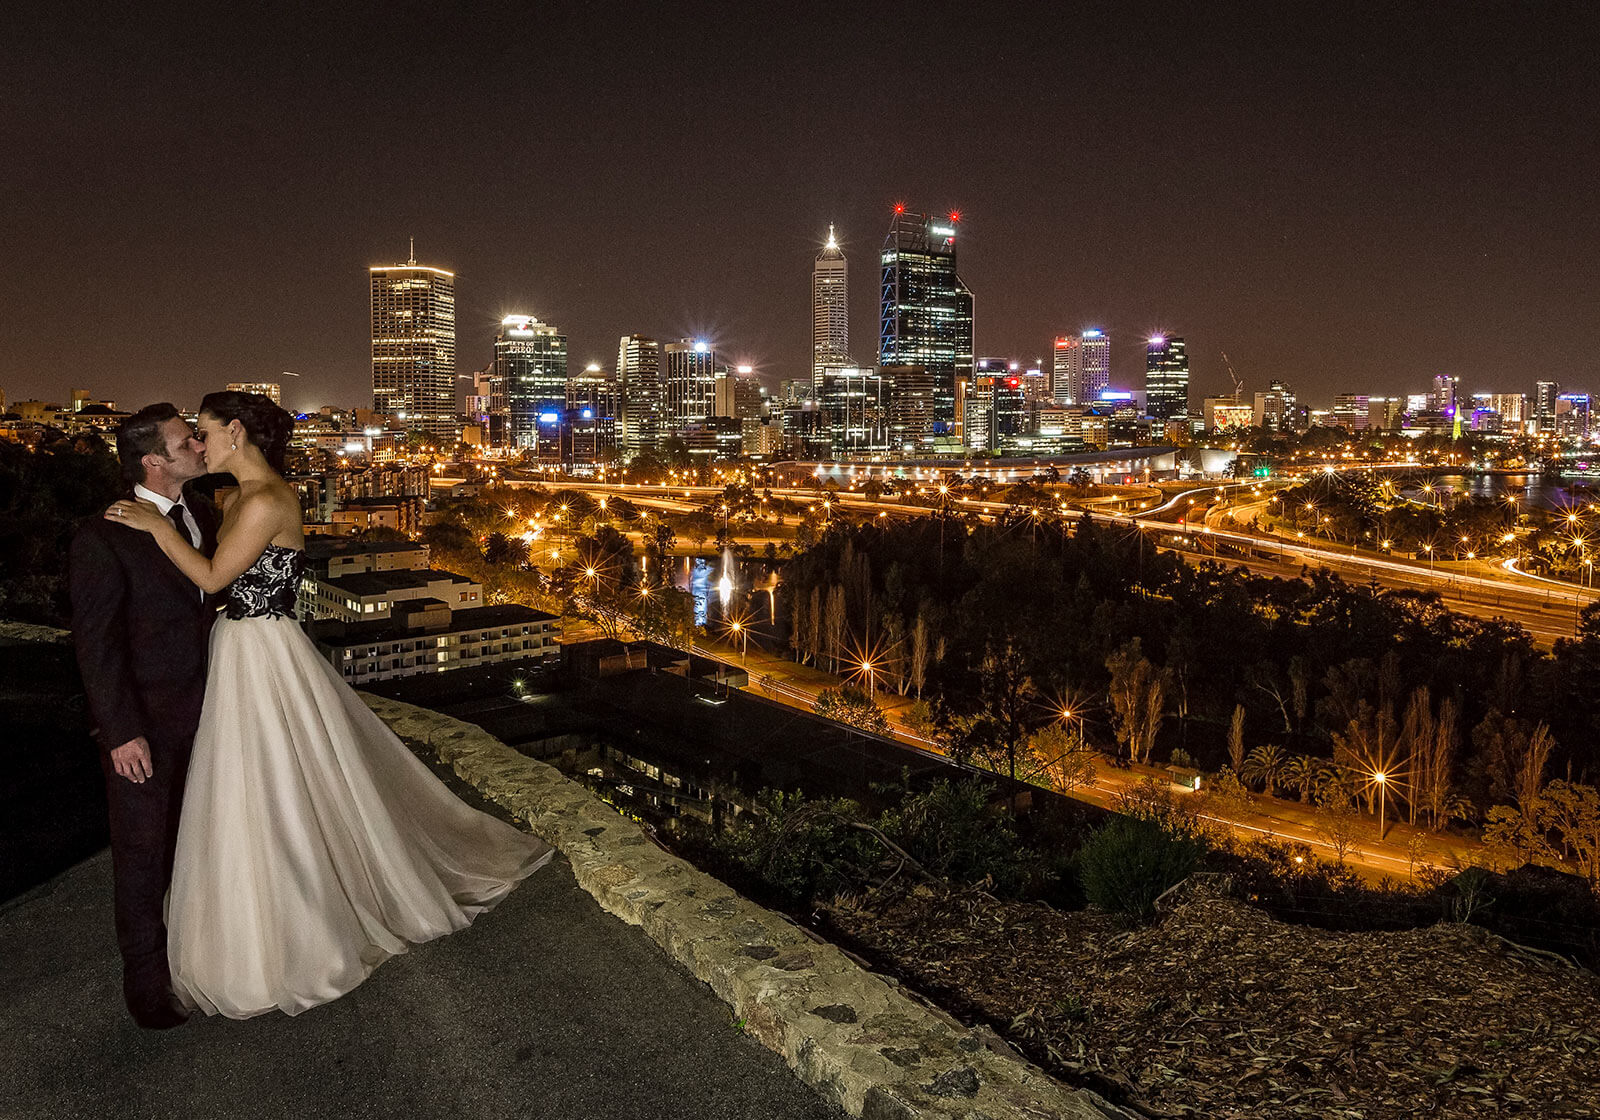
[893,202,905,214]
[949,210,961,222]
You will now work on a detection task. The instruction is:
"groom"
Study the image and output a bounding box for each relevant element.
[69,403,217,1029]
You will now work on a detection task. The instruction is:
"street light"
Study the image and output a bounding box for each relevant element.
[1373,770,1389,841]
[859,659,876,697]
[728,618,748,663]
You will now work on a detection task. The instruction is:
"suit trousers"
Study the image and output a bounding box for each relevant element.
[101,732,193,1007]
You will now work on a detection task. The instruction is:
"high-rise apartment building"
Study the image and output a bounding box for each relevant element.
[1052,336,1082,404]
[1144,335,1189,422]
[1078,329,1110,405]
[617,335,662,456]
[1430,373,1460,418]
[813,226,849,378]
[227,381,282,405]
[1534,380,1560,433]
[715,365,764,420]
[495,315,567,452]
[878,208,973,432]
[370,251,456,442]
[663,339,717,432]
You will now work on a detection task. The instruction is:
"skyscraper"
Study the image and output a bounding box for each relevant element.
[496,315,567,451]
[1535,380,1560,433]
[813,225,849,378]
[663,339,717,432]
[1052,336,1082,404]
[370,249,456,441]
[878,208,973,432]
[617,334,662,456]
[1144,335,1189,422]
[1078,329,1110,404]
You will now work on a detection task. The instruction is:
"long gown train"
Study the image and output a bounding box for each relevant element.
[167,547,551,1018]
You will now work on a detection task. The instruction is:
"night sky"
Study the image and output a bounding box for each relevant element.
[4,1,1596,416]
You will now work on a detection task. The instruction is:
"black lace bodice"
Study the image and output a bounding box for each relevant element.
[225,543,305,620]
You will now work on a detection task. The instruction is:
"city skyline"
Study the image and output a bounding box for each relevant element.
[4,4,1596,413]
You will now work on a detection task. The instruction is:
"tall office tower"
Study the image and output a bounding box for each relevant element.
[495,315,568,451]
[1077,329,1110,404]
[878,207,974,432]
[1144,335,1189,422]
[1052,336,1082,404]
[617,335,662,455]
[227,381,282,405]
[1534,380,1560,432]
[663,339,717,432]
[817,366,891,456]
[715,365,763,419]
[883,364,933,452]
[813,225,850,378]
[567,363,620,420]
[370,250,457,441]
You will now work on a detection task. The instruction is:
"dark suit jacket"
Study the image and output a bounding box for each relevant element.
[68,486,220,753]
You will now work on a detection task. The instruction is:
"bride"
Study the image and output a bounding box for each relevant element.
[106,390,551,1018]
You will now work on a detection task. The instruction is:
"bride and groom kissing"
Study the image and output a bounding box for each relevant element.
[70,391,551,1028]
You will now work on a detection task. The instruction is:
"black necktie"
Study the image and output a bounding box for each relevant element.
[167,503,191,545]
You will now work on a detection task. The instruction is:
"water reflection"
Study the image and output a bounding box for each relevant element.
[1398,474,1594,512]
[671,555,785,631]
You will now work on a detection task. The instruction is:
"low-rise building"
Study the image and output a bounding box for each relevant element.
[307,601,560,684]
[303,567,483,622]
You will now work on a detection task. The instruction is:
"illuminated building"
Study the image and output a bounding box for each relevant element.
[1534,380,1560,433]
[227,381,282,405]
[663,339,717,432]
[369,250,457,442]
[1078,329,1110,405]
[496,315,567,453]
[1052,336,1081,404]
[617,335,662,455]
[813,226,850,379]
[1144,335,1189,422]
[878,207,973,432]
[816,366,890,456]
[714,365,764,420]
[883,364,934,453]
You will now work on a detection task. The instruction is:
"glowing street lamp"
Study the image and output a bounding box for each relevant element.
[728,618,748,663]
[1373,770,1389,841]
[859,659,876,697]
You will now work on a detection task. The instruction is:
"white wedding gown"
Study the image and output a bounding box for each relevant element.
[167,544,552,1018]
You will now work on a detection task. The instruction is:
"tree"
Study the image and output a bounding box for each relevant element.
[633,586,696,649]
[1242,743,1286,796]
[1106,639,1166,765]
[813,686,890,736]
[1227,704,1247,774]
[1313,783,1362,864]
[1281,753,1325,803]
[1030,722,1098,794]
[824,584,847,672]
[910,612,929,699]
[1542,781,1600,887]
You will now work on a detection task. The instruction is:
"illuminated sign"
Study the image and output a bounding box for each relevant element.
[539,412,559,424]
[581,408,593,419]
[929,225,956,238]
[694,341,709,354]
[1083,329,1104,338]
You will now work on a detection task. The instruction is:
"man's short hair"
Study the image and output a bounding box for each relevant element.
[115,403,182,484]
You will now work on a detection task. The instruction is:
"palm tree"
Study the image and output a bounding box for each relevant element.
[1243,743,1287,796]
[1281,753,1324,803]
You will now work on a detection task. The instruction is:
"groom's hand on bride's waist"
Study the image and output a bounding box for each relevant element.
[110,738,153,784]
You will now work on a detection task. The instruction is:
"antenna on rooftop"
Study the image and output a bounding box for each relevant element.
[407,237,416,267]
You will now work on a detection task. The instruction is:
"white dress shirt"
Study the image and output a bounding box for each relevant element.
[134,483,201,548]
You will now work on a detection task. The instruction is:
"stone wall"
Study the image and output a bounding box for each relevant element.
[366,693,1136,1119]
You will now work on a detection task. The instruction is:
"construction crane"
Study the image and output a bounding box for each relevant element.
[1219,351,1245,402]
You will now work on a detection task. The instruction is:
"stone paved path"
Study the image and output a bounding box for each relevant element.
[0,849,844,1120]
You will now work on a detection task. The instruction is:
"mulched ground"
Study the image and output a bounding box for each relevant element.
[824,884,1600,1119]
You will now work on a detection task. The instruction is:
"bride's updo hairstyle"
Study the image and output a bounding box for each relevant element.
[200,390,293,472]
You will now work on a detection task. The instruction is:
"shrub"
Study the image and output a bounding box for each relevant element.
[1078,816,1204,922]
[876,778,1042,896]
[710,790,875,908]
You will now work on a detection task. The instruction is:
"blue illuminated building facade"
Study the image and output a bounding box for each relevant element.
[498,315,568,452]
